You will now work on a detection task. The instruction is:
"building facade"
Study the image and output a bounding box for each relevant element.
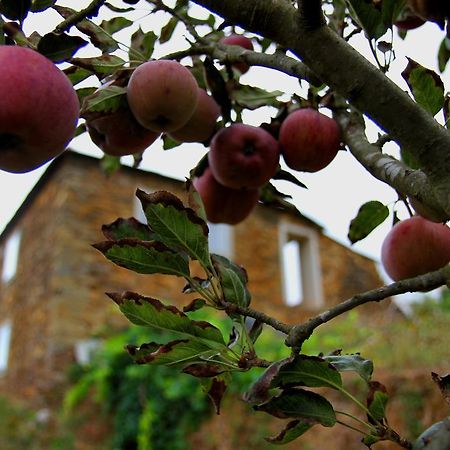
[0,151,388,411]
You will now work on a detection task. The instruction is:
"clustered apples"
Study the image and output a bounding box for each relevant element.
[381,216,450,281]
[0,45,79,173]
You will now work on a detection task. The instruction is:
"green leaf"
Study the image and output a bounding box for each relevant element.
[80,85,127,115]
[346,0,387,40]
[362,434,382,448]
[212,254,251,308]
[107,291,226,348]
[93,239,190,277]
[31,0,56,12]
[231,84,283,110]
[0,0,31,21]
[402,60,445,116]
[160,16,179,44]
[438,37,450,73]
[100,17,133,35]
[367,381,388,423]
[272,355,343,390]
[71,55,125,76]
[100,154,121,176]
[255,388,336,427]
[272,168,308,189]
[162,134,182,150]
[54,5,119,53]
[323,354,373,382]
[102,217,153,241]
[266,420,313,445]
[64,66,93,86]
[37,32,87,63]
[381,0,406,27]
[130,27,157,61]
[348,201,389,244]
[126,339,216,367]
[136,190,212,270]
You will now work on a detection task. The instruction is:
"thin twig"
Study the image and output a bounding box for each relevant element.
[54,0,106,33]
[286,264,450,349]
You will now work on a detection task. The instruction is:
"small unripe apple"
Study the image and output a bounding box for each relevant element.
[84,105,160,157]
[0,46,79,173]
[168,88,220,143]
[279,108,341,173]
[208,123,280,190]
[219,34,254,74]
[193,168,259,224]
[127,59,199,133]
[381,216,450,281]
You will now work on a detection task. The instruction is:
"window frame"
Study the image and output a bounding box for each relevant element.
[1,230,21,283]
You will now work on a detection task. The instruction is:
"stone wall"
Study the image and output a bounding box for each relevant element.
[0,151,390,412]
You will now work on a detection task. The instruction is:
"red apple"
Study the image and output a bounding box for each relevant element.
[168,88,220,143]
[84,105,160,157]
[0,46,79,173]
[381,216,450,281]
[127,59,199,133]
[279,108,341,172]
[208,124,280,190]
[193,168,259,224]
[220,34,254,74]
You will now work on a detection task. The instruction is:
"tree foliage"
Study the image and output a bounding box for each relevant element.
[2,0,450,448]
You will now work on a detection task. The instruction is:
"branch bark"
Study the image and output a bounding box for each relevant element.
[190,0,450,215]
[286,264,450,349]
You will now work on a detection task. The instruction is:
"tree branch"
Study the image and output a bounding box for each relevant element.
[190,0,450,215]
[54,0,106,33]
[336,110,449,221]
[286,264,450,349]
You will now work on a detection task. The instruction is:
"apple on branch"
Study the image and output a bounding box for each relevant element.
[193,167,260,225]
[127,59,199,133]
[381,216,450,281]
[279,108,341,173]
[208,123,280,190]
[0,46,79,174]
[219,34,254,74]
[168,88,220,143]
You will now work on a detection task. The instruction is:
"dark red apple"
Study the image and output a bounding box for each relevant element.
[279,108,341,173]
[168,88,220,143]
[381,216,450,281]
[208,123,280,190]
[193,168,259,225]
[127,59,199,133]
[219,34,254,74]
[84,105,160,157]
[0,46,79,173]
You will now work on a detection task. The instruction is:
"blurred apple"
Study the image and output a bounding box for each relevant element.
[208,123,280,189]
[127,59,199,133]
[220,34,254,74]
[193,168,259,224]
[279,108,341,172]
[84,105,160,157]
[381,216,450,281]
[168,88,220,143]
[0,46,79,173]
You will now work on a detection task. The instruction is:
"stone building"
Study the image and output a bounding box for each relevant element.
[0,150,388,413]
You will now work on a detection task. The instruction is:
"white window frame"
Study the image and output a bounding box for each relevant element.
[2,230,21,283]
[279,221,324,309]
[208,222,234,259]
[0,320,12,374]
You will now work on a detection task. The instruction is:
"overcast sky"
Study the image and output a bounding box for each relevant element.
[0,1,447,278]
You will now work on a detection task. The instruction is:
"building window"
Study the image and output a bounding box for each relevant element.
[208,222,234,259]
[74,339,102,366]
[279,221,323,309]
[2,230,21,283]
[0,320,12,374]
